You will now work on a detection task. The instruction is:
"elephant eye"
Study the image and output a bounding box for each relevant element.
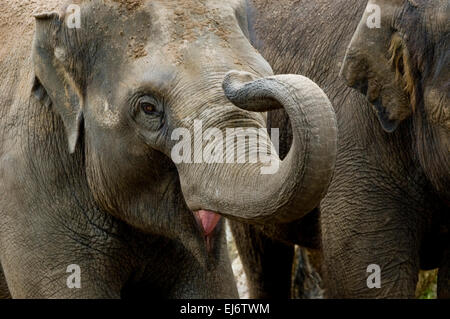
[138,96,159,115]
[141,101,156,114]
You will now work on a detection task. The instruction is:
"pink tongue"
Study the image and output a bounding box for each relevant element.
[194,210,221,236]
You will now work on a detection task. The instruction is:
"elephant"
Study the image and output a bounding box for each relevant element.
[230,0,449,299]
[339,0,449,298]
[0,0,337,298]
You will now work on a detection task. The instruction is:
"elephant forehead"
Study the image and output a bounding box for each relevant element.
[69,0,247,68]
[108,1,248,75]
[150,1,238,56]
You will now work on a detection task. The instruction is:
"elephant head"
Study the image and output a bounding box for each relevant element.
[340,0,449,202]
[31,0,337,255]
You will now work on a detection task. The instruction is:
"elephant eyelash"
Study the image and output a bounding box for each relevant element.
[128,94,159,114]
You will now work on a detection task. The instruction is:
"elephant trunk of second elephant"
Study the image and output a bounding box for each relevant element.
[177,71,338,224]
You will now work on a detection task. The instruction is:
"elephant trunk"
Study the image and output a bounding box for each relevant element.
[178,71,338,224]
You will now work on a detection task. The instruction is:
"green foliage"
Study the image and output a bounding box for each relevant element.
[416,269,438,299]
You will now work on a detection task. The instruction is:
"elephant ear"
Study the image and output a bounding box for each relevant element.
[380,32,416,132]
[32,12,83,154]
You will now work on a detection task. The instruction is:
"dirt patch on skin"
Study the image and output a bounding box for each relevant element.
[112,0,143,11]
[128,36,148,59]
[0,0,59,44]
[164,1,233,65]
[170,3,231,44]
[0,0,61,78]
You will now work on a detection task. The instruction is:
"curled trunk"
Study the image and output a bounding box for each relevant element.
[178,71,338,224]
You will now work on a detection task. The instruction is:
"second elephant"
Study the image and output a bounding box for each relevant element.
[231,0,449,299]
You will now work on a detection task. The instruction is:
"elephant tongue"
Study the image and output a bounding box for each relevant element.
[194,210,221,237]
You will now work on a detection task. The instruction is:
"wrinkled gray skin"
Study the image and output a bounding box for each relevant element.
[231,0,449,298]
[0,0,337,298]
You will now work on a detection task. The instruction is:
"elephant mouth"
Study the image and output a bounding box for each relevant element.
[193,210,222,253]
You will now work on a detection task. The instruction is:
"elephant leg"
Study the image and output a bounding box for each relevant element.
[438,248,450,299]
[229,220,294,299]
[0,229,127,298]
[321,184,422,298]
[0,263,11,299]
